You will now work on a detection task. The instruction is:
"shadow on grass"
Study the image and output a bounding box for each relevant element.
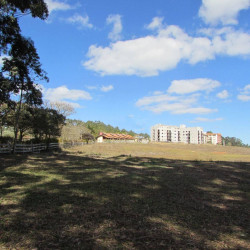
[0,152,249,249]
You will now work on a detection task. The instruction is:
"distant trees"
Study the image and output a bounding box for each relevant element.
[205,131,249,147]
[83,120,138,138]
[137,133,150,139]
[61,122,90,142]
[60,119,150,142]
[222,136,249,147]
[81,133,94,144]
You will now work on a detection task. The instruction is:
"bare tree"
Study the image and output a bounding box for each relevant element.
[61,124,90,142]
[44,101,75,118]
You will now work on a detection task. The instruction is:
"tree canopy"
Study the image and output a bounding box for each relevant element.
[32,107,65,141]
[0,0,48,105]
[0,102,66,143]
[81,133,94,144]
[222,136,249,147]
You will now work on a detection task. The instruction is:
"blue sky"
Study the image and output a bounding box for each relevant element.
[14,0,250,143]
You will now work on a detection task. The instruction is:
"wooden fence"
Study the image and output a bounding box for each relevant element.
[60,142,88,148]
[0,143,60,154]
[0,141,96,154]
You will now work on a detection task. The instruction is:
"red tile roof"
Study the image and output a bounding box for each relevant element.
[99,132,134,140]
[207,133,222,136]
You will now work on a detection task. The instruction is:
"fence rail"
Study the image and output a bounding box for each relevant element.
[0,144,12,154]
[0,141,96,154]
[0,143,59,154]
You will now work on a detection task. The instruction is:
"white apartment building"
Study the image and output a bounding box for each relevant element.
[151,124,204,144]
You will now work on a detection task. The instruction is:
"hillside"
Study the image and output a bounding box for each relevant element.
[66,119,150,138]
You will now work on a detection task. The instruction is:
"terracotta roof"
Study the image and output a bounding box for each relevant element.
[207,133,221,136]
[99,132,135,140]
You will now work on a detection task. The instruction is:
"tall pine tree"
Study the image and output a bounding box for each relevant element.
[0,0,49,150]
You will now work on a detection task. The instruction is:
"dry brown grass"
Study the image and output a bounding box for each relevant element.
[68,142,250,162]
[1,144,250,249]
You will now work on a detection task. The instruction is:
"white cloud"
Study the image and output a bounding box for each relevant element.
[86,85,98,90]
[43,85,92,105]
[210,28,250,56]
[84,19,250,77]
[199,0,250,25]
[191,117,223,123]
[106,14,122,41]
[217,90,229,99]
[153,91,164,95]
[237,94,250,101]
[66,14,93,29]
[136,93,217,115]
[237,84,250,101]
[242,84,250,93]
[136,94,179,107]
[168,78,221,95]
[136,77,222,114]
[45,0,72,13]
[85,85,114,92]
[146,17,164,30]
[100,85,114,92]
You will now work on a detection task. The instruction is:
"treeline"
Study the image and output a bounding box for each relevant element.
[222,136,250,148]
[63,119,150,140]
[0,103,65,144]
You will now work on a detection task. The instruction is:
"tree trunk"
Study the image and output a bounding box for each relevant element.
[12,86,23,153]
[19,130,23,142]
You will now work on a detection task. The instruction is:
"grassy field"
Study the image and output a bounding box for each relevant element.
[71,142,250,162]
[1,143,250,249]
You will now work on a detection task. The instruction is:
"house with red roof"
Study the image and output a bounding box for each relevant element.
[97,132,135,143]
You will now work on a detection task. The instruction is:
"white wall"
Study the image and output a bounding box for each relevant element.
[97,136,103,143]
[151,124,203,144]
